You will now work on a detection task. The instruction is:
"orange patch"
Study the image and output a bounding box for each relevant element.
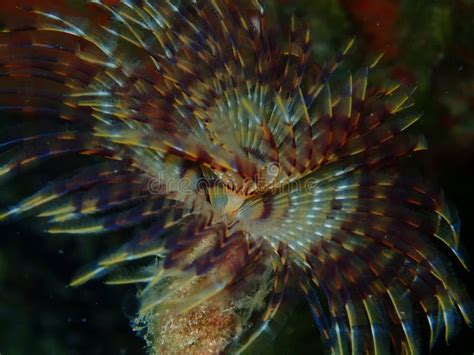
[341,0,400,60]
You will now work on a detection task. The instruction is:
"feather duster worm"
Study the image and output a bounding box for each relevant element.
[0,0,472,353]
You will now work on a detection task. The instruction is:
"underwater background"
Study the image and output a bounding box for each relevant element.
[0,0,474,354]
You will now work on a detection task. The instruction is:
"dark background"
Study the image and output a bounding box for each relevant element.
[1,0,474,354]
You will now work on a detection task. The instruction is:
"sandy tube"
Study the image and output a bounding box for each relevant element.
[132,233,274,354]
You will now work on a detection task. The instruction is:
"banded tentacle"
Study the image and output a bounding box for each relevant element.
[239,170,472,354]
